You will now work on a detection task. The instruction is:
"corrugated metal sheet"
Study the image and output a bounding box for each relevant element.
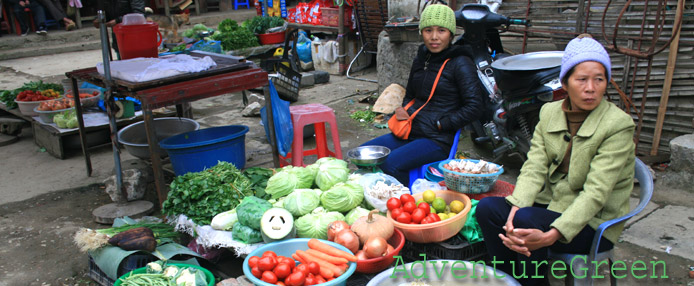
[492,0,694,156]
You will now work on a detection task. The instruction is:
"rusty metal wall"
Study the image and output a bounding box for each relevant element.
[490,0,694,157]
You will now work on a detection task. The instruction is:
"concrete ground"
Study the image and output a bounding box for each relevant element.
[0,12,693,286]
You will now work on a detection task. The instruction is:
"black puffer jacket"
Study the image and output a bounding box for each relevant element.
[403,44,484,149]
[102,0,146,23]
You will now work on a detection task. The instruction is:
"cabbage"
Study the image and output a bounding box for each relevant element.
[320,182,364,213]
[265,169,300,199]
[283,166,316,189]
[283,189,320,217]
[313,158,350,191]
[345,206,370,225]
[210,209,238,231]
[294,207,345,239]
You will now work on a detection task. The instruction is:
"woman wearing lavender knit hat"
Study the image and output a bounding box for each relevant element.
[476,34,636,285]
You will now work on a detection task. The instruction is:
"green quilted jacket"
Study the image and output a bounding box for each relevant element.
[506,99,635,244]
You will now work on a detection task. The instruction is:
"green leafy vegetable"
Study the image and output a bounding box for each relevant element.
[282,189,321,217]
[264,168,303,199]
[162,162,253,225]
[217,19,238,33]
[320,182,364,213]
[246,16,285,34]
[242,167,274,200]
[232,222,263,244]
[345,206,371,225]
[294,207,345,239]
[0,80,63,109]
[312,158,350,191]
[210,19,259,51]
[236,196,272,230]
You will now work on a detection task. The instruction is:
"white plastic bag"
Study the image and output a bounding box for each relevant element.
[411,178,446,195]
[359,173,410,212]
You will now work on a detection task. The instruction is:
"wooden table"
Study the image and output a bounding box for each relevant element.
[66,54,270,206]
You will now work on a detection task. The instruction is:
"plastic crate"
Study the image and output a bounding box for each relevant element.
[400,233,487,262]
[385,21,420,43]
[271,63,302,102]
[320,7,353,27]
[88,253,157,286]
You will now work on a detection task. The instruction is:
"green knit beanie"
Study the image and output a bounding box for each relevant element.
[419,4,456,34]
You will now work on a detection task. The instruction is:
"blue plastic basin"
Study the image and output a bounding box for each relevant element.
[159,125,249,175]
[242,238,357,286]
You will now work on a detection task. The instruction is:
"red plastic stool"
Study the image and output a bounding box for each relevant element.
[279,103,343,167]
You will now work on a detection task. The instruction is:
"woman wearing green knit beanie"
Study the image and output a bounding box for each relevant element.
[359,4,485,185]
[419,4,457,53]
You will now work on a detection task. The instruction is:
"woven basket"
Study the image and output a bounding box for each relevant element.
[439,159,504,194]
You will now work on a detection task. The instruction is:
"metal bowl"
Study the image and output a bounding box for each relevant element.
[347,145,391,166]
[117,117,200,160]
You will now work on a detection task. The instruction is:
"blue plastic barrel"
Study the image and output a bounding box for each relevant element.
[159,125,249,175]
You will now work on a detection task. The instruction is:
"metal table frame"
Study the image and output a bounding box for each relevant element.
[66,63,270,206]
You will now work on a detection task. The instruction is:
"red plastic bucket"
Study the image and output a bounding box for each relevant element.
[257,31,286,45]
[113,23,163,59]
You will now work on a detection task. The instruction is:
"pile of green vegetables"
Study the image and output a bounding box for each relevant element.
[118,261,208,286]
[182,23,214,39]
[0,80,63,109]
[244,16,285,35]
[161,162,272,225]
[54,109,79,129]
[211,19,259,51]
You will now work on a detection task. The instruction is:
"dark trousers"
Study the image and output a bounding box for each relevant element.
[361,133,448,185]
[11,1,46,32]
[476,197,614,286]
[35,0,67,23]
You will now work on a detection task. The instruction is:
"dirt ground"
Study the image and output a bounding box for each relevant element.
[1,71,693,286]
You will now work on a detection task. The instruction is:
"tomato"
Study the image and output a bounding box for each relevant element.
[248,256,260,269]
[417,202,431,215]
[427,213,440,222]
[400,194,415,205]
[396,212,412,224]
[315,275,326,284]
[421,217,432,224]
[277,257,295,270]
[402,201,416,213]
[276,282,286,286]
[261,271,278,284]
[273,263,291,280]
[294,263,310,276]
[307,261,320,275]
[285,272,306,286]
[263,250,278,258]
[251,266,262,278]
[258,256,277,272]
[411,208,426,224]
[390,207,403,219]
[386,197,401,211]
[305,273,316,285]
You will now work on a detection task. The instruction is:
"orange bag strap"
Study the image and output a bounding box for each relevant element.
[403,58,451,120]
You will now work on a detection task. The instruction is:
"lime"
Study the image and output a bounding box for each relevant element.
[449,200,464,214]
[438,213,448,220]
[422,190,436,204]
[432,197,446,213]
[416,199,425,207]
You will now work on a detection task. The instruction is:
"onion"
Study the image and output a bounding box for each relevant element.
[327,220,350,241]
[334,229,359,254]
[386,243,394,255]
[363,236,388,259]
[355,250,369,261]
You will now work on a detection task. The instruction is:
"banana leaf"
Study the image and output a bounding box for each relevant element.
[90,242,203,280]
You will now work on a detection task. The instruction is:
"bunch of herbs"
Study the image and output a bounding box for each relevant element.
[211,19,259,51]
[162,161,253,225]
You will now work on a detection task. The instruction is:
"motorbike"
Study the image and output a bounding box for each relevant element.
[453,4,567,162]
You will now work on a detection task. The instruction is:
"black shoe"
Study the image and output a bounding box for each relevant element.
[36,27,47,35]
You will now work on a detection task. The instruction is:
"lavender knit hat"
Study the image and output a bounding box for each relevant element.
[560,36,612,82]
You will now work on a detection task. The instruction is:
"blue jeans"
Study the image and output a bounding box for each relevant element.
[476,197,614,286]
[12,1,47,32]
[361,134,448,185]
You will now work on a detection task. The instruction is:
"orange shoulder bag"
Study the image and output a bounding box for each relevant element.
[388,58,450,140]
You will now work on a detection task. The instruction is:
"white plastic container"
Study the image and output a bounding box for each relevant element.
[122,13,146,25]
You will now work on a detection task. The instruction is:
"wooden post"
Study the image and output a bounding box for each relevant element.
[650,0,683,156]
[338,4,346,74]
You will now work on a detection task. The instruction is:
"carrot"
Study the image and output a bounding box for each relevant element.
[307,238,357,262]
[319,264,334,279]
[296,249,342,276]
[306,249,349,265]
[292,253,306,265]
[335,263,347,272]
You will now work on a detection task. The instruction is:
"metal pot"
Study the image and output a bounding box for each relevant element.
[117,117,200,160]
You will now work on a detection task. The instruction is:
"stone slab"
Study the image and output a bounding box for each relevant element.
[621,205,694,261]
[312,70,330,84]
[300,72,315,87]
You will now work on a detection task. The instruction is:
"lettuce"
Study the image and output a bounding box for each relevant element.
[320,182,364,213]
